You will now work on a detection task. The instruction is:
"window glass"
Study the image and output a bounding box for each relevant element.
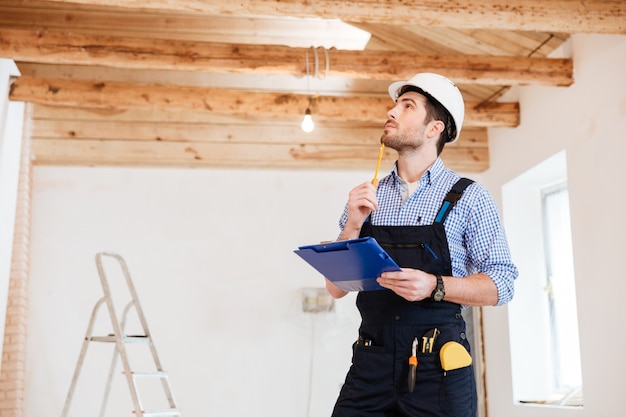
[542,183,583,399]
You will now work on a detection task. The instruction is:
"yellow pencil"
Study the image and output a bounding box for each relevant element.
[371,143,385,185]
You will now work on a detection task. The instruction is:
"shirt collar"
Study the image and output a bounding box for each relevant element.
[391,157,445,186]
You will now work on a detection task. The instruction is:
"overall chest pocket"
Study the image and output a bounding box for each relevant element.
[380,242,441,271]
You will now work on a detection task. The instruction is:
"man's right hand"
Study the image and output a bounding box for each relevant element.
[341,181,379,239]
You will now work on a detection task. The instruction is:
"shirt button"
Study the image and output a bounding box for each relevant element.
[394,315,400,321]
[460,332,466,340]
[455,313,462,319]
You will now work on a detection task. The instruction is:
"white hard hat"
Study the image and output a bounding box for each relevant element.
[388,73,465,143]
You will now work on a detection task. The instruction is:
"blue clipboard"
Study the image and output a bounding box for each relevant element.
[294,237,401,292]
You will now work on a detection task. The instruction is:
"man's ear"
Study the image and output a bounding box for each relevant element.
[426,120,445,139]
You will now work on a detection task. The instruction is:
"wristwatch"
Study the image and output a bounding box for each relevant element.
[431,274,445,302]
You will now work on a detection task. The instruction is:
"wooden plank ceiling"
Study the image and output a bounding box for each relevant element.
[1,1,624,172]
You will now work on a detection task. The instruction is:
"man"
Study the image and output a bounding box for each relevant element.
[326,73,518,417]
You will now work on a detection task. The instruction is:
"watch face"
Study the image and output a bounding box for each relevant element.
[433,290,444,302]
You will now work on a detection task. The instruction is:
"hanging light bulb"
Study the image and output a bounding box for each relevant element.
[301,48,315,133]
[301,107,314,133]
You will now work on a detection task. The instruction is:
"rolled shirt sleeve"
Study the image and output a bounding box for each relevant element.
[455,187,518,305]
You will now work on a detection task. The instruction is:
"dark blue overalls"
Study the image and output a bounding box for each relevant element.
[332,178,477,417]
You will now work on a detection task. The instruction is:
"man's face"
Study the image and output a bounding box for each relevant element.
[380,91,430,151]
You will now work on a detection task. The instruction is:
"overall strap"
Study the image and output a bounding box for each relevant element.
[434,177,474,224]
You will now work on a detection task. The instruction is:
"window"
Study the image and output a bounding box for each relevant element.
[503,150,583,408]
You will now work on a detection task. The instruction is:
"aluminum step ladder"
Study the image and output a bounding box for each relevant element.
[61,252,181,417]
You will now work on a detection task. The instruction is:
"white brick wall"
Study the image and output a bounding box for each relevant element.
[0,108,31,417]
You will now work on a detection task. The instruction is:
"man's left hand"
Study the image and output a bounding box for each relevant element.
[377,269,436,302]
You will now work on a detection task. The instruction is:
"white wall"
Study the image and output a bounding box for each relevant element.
[25,166,369,417]
[481,34,626,416]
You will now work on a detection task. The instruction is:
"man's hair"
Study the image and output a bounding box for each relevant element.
[399,85,457,155]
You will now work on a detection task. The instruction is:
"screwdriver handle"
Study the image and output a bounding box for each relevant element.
[408,357,417,393]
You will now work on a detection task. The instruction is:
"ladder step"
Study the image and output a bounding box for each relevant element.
[130,371,169,379]
[87,335,150,343]
[136,409,181,417]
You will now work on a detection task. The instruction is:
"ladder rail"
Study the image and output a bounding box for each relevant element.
[61,297,107,417]
[99,299,141,417]
[95,252,145,415]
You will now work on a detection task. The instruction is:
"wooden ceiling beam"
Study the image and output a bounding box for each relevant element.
[31,117,488,148]
[37,0,626,34]
[0,28,573,86]
[30,138,489,172]
[10,75,520,127]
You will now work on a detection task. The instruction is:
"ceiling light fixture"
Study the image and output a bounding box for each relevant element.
[301,47,329,133]
[302,48,315,133]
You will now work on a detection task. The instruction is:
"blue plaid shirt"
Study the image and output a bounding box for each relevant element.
[339,158,517,305]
